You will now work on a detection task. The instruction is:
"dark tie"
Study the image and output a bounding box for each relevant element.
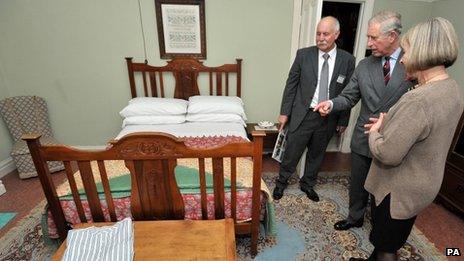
[318,53,330,102]
[383,56,391,85]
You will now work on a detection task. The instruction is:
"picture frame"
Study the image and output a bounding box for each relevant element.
[155,0,206,59]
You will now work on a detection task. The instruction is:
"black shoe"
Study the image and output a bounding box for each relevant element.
[273,186,285,200]
[301,187,320,202]
[349,258,366,261]
[333,219,363,230]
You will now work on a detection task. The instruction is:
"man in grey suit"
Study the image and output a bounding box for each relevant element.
[314,11,415,230]
[273,16,355,201]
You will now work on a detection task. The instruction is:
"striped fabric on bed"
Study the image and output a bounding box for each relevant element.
[62,218,134,261]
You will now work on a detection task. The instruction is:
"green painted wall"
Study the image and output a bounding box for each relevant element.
[0,0,147,161]
[0,0,293,164]
[431,0,464,90]
[373,0,433,32]
[0,63,12,161]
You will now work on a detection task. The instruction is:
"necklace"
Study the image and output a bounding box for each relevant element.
[421,73,449,85]
[410,74,449,91]
[424,74,449,84]
[415,73,449,89]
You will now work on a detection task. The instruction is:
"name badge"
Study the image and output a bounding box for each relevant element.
[337,75,346,84]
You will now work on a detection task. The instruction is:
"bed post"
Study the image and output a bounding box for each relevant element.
[236,58,242,98]
[125,57,137,98]
[22,134,69,240]
[250,130,265,256]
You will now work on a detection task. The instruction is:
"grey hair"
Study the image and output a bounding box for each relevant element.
[369,10,402,35]
[321,16,340,32]
[401,17,458,73]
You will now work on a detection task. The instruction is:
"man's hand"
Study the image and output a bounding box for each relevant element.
[336,126,347,134]
[278,115,288,131]
[364,113,386,134]
[313,101,332,116]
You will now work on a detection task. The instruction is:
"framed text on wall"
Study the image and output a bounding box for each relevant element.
[155,0,206,59]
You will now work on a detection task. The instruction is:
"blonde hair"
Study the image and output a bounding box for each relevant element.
[401,17,458,73]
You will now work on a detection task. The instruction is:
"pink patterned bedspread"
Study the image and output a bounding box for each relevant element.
[45,135,270,238]
[47,191,266,238]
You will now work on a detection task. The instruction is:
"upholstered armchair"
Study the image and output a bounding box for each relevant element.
[0,96,64,179]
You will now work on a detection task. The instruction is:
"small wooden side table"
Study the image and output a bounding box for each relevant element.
[246,123,279,154]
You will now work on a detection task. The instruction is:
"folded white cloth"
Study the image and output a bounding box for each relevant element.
[62,218,134,261]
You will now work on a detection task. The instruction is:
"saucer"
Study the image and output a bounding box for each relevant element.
[258,121,274,128]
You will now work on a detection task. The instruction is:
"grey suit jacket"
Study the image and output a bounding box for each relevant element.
[331,52,415,157]
[280,46,355,133]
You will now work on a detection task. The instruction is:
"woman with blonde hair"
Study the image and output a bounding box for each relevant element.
[358,17,463,261]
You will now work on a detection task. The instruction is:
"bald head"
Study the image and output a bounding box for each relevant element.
[319,16,340,32]
[316,16,340,52]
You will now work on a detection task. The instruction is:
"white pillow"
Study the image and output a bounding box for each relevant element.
[120,97,188,117]
[187,95,247,120]
[186,113,246,126]
[122,115,186,127]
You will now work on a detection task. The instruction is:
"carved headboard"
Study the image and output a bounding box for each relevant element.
[125,57,242,99]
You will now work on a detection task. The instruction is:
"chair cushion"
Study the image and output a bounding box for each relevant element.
[0,96,53,142]
[11,136,62,156]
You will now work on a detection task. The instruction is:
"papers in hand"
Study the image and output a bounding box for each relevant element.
[272,128,287,163]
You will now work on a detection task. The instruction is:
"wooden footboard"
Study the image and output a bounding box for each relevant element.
[23,131,264,255]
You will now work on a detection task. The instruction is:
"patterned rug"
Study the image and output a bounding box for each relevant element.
[0,171,446,260]
[0,200,57,260]
[235,171,446,260]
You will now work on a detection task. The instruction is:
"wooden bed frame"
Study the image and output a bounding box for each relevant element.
[125,57,242,98]
[24,131,264,255]
[25,58,266,255]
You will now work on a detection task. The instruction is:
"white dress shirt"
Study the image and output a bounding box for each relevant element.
[384,47,402,75]
[310,47,337,108]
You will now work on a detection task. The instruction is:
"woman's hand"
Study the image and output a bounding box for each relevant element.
[364,113,386,134]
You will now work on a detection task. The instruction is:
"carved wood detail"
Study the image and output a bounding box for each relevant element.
[119,141,181,157]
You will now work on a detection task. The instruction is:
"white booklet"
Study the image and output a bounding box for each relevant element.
[272,128,288,163]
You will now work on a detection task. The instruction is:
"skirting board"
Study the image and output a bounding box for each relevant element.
[0,145,106,179]
[0,157,15,179]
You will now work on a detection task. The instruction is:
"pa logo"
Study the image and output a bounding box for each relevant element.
[446,248,461,256]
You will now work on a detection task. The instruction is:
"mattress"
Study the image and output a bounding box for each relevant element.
[116,122,248,140]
